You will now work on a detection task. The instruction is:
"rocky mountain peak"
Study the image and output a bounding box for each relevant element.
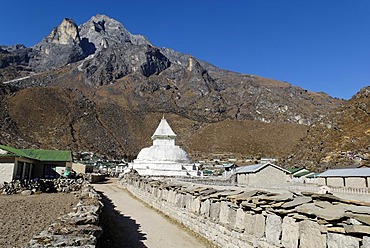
[29,18,84,71]
[45,18,80,45]
[352,86,370,100]
[79,14,150,51]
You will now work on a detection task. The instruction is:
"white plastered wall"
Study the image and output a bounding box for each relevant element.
[345,177,366,188]
[327,177,344,188]
[0,163,15,184]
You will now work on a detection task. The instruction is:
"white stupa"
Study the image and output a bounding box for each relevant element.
[130,117,197,177]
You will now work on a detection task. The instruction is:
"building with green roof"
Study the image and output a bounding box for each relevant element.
[0,145,72,183]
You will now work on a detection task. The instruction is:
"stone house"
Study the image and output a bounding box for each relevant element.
[235,163,291,186]
[0,145,72,184]
[317,168,370,188]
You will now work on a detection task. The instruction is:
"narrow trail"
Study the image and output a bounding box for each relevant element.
[93,179,209,248]
[1,75,31,84]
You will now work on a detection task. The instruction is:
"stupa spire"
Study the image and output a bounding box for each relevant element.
[151,118,176,140]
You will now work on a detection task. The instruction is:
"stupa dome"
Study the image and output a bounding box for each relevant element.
[136,145,190,162]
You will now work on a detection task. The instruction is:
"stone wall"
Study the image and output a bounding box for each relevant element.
[1,178,86,195]
[83,173,106,183]
[252,166,287,186]
[29,182,103,247]
[119,174,370,248]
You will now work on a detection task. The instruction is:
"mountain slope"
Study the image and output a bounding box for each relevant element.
[0,14,344,162]
[283,86,370,170]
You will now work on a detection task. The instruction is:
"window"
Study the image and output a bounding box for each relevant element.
[44,165,56,179]
[16,162,24,179]
[24,163,31,179]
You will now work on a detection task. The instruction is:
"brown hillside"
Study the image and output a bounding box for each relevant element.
[185,120,307,160]
[284,86,370,171]
[0,85,308,161]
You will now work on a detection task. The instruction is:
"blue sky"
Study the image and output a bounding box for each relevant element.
[1,0,369,99]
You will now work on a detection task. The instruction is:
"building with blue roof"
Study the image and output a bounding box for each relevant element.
[317,168,370,188]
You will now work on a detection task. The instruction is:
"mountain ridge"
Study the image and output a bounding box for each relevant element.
[0,14,358,169]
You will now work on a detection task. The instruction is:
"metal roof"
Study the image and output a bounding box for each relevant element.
[235,163,291,174]
[287,167,304,173]
[21,149,72,162]
[306,173,319,178]
[318,168,370,177]
[293,171,314,178]
[0,145,29,157]
[0,145,72,162]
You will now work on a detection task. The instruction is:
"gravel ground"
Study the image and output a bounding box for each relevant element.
[0,193,79,248]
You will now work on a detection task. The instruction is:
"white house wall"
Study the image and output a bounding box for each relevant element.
[318,177,370,189]
[317,178,326,186]
[327,178,344,188]
[0,163,15,184]
[237,174,249,185]
[72,163,93,174]
[345,177,367,188]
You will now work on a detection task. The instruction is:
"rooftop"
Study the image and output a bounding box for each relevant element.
[235,163,291,174]
[293,171,314,178]
[318,168,370,177]
[0,145,72,162]
[287,167,304,173]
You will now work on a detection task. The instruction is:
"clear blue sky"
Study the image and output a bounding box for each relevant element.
[1,0,369,99]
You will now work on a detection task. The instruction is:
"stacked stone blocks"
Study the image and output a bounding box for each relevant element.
[28,182,103,247]
[119,174,370,248]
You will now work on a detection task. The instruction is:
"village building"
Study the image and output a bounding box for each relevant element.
[0,145,72,184]
[71,162,94,175]
[130,117,197,177]
[317,168,370,188]
[235,162,291,186]
[287,167,317,184]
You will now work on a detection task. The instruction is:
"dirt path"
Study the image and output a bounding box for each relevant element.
[93,180,209,248]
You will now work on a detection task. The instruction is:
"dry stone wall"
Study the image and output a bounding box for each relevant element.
[1,178,85,195]
[0,175,106,195]
[83,173,106,183]
[29,182,103,247]
[119,174,370,248]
